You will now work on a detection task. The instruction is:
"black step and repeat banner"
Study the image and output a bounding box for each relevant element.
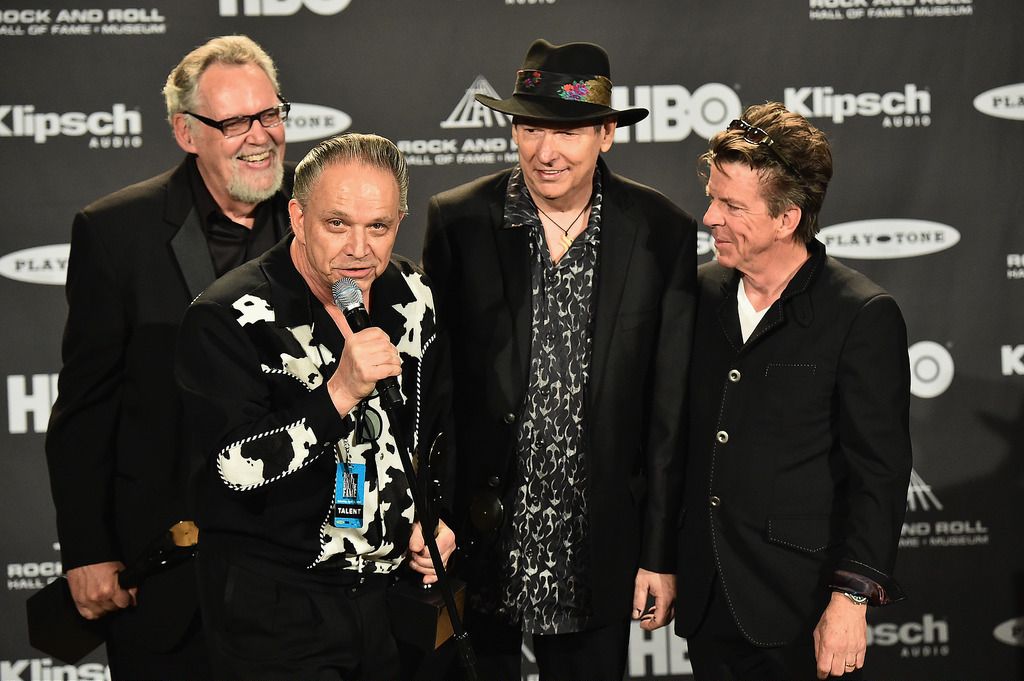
[2,1,1022,679]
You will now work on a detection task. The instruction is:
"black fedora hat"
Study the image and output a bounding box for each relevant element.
[475,39,648,127]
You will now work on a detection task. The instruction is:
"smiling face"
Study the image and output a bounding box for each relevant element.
[173,62,285,215]
[289,161,403,306]
[511,118,616,210]
[703,161,801,275]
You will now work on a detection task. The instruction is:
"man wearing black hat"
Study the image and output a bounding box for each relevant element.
[423,39,697,679]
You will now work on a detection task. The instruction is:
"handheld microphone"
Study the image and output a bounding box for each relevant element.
[330,277,404,410]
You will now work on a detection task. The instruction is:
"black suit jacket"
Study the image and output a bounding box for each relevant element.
[675,239,912,646]
[45,156,293,650]
[423,160,697,625]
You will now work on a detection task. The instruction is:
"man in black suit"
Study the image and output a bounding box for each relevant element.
[675,102,913,680]
[423,39,697,680]
[45,35,292,679]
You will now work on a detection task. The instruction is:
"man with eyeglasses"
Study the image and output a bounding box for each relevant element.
[675,102,912,680]
[45,35,293,679]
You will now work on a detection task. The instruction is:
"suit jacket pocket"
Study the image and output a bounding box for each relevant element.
[766,513,840,554]
[764,362,816,379]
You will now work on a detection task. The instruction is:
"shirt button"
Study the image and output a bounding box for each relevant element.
[728,369,741,382]
[716,430,729,444]
[503,412,517,424]
[487,476,501,488]
[710,495,721,507]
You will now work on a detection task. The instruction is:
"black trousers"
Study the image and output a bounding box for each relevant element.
[465,607,631,681]
[687,577,864,681]
[105,610,210,681]
[196,549,399,681]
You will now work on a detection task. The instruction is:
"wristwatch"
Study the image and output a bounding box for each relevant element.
[840,591,869,605]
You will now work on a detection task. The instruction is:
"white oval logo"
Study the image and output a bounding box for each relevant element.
[696,230,712,256]
[908,341,954,399]
[284,103,352,143]
[819,219,960,259]
[993,617,1024,647]
[973,83,1024,121]
[0,243,71,285]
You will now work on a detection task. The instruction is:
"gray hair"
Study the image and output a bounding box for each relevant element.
[293,133,410,214]
[162,35,280,127]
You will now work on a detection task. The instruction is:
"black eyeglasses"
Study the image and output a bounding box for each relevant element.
[185,98,290,138]
[728,119,802,180]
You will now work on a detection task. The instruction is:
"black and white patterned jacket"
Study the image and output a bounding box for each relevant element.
[177,235,453,574]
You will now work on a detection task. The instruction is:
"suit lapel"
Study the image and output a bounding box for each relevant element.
[589,170,638,399]
[165,159,216,300]
[493,193,532,397]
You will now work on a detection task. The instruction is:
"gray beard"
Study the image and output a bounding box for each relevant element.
[228,157,285,204]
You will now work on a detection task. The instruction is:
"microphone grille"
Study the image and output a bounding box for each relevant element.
[331,277,363,310]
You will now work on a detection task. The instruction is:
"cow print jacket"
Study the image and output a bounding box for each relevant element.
[177,235,453,575]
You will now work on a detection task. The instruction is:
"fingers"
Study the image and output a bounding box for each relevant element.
[407,521,456,585]
[631,581,648,621]
[66,562,133,619]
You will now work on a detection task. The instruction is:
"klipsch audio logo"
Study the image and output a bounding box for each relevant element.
[974,83,1024,121]
[818,220,959,259]
[219,0,351,15]
[0,104,142,148]
[0,659,108,681]
[785,84,931,127]
[867,613,950,658]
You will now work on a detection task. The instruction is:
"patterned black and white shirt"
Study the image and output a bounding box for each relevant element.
[177,236,451,577]
[499,166,604,634]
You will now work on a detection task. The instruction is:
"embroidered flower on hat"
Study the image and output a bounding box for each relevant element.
[521,70,542,89]
[559,80,591,102]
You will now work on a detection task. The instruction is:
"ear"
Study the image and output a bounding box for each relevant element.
[288,199,305,243]
[599,119,618,152]
[172,113,198,154]
[776,205,803,241]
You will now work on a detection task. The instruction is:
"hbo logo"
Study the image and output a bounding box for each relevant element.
[611,83,742,143]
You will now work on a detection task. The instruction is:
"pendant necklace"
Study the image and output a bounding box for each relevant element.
[536,200,590,255]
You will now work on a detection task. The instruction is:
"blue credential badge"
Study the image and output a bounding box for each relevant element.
[333,462,366,528]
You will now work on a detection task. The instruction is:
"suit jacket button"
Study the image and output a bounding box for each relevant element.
[716,430,729,444]
[503,412,517,424]
[487,475,501,488]
[728,369,741,382]
[710,495,721,507]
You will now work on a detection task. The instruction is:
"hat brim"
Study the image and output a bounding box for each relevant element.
[475,94,648,127]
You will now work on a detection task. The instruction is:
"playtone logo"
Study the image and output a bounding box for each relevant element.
[785,83,930,126]
[0,104,141,146]
[974,83,1024,121]
[219,0,351,15]
[0,244,70,285]
[284,103,351,143]
[818,219,959,259]
[993,616,1024,647]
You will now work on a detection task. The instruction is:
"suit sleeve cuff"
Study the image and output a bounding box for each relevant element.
[829,562,906,606]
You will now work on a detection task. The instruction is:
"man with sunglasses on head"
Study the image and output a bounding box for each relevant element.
[675,102,912,680]
[45,35,292,679]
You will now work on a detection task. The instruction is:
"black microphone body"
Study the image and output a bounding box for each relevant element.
[332,278,404,410]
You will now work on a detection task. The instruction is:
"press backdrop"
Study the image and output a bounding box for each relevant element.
[2,1,1022,679]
